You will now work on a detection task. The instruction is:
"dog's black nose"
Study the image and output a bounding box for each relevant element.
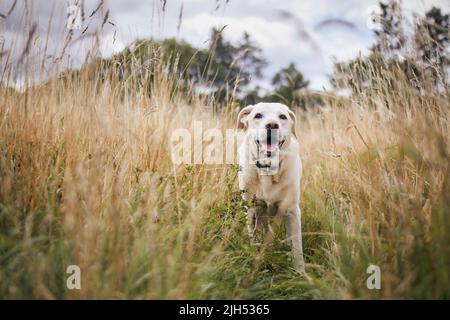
[265,122,279,130]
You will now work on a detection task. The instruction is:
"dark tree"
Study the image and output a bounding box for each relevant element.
[205,28,267,102]
[96,29,267,104]
[415,7,450,83]
[255,62,323,109]
[373,1,406,56]
[270,62,309,107]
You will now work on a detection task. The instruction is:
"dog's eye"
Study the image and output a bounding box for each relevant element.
[254,113,263,119]
[279,114,287,120]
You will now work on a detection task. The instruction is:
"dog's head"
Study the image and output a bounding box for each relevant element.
[237,102,297,159]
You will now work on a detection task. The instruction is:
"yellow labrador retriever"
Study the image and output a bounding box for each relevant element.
[237,102,304,271]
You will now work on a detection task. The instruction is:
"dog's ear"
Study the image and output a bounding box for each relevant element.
[288,109,297,138]
[237,105,253,130]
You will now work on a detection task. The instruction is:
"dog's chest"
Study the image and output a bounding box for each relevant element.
[257,175,284,204]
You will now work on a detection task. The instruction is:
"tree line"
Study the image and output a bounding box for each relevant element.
[331,2,449,100]
[100,1,448,108]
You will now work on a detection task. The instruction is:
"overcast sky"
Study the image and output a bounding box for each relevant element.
[1,0,449,90]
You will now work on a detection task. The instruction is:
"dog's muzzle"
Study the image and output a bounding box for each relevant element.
[255,129,286,158]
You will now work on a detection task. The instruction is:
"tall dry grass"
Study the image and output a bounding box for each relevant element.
[1,4,449,299]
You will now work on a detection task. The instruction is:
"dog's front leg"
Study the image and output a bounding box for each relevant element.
[239,187,257,240]
[284,206,305,272]
[245,200,267,242]
[245,205,257,238]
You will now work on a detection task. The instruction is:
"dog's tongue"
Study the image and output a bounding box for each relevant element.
[264,144,277,155]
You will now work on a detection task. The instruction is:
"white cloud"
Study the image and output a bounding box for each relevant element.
[181,13,299,48]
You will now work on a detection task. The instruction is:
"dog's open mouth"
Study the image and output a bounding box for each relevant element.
[256,136,285,157]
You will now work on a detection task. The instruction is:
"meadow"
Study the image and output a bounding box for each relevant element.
[0,2,449,298]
